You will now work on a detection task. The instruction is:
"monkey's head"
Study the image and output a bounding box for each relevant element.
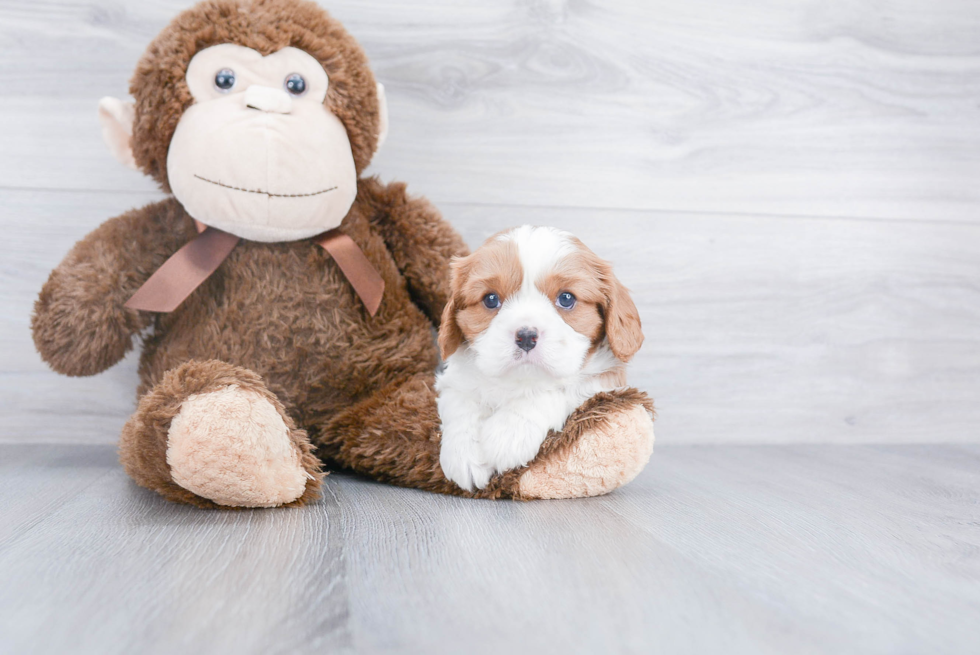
[98,0,388,242]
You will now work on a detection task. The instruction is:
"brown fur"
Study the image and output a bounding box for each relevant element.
[129,0,382,191]
[34,171,469,506]
[538,264,606,348]
[439,238,523,359]
[321,375,653,501]
[119,359,323,509]
[437,292,465,361]
[565,236,644,362]
[31,0,653,507]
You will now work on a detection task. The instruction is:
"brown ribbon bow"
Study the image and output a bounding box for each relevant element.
[125,222,385,316]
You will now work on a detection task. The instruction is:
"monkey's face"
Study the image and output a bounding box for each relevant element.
[165,44,358,242]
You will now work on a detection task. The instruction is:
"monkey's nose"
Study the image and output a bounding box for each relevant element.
[515,327,538,352]
[244,85,293,114]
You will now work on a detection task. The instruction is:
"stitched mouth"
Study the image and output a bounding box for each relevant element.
[194,174,337,198]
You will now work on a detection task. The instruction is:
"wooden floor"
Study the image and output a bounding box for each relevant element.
[1,1,979,653]
[2,443,979,654]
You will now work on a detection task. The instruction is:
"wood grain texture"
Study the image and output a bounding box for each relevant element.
[1,443,978,654]
[1,0,978,445]
[4,189,979,444]
[0,0,978,220]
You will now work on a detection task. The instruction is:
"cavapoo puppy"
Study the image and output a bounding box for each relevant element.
[436,225,643,491]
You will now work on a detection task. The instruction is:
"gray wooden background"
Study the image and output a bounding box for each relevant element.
[1,0,978,445]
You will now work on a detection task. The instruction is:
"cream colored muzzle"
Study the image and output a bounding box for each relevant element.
[244,85,293,114]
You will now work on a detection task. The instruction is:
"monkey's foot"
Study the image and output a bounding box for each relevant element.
[512,390,655,500]
[120,360,323,508]
[167,385,312,507]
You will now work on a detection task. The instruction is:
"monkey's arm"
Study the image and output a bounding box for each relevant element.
[32,198,191,377]
[361,178,469,326]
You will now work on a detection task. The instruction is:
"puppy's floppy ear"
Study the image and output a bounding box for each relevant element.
[438,296,464,359]
[602,265,644,362]
[438,256,468,360]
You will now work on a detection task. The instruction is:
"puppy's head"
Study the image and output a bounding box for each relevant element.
[439,226,643,379]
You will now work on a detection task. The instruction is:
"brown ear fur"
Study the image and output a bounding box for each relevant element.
[437,257,467,359]
[438,295,464,360]
[568,236,643,362]
[129,0,382,192]
[603,265,643,362]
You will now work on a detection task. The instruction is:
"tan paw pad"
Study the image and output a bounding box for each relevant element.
[518,405,654,500]
[167,385,308,507]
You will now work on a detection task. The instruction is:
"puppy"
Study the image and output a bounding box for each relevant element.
[436,225,643,491]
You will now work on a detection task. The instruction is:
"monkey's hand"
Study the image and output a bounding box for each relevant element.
[360,178,469,327]
[31,198,189,377]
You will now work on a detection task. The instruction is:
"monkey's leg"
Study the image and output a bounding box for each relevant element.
[119,360,323,508]
[318,373,654,500]
[316,373,462,496]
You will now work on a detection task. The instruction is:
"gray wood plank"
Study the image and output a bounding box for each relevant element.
[0,0,978,220]
[4,189,979,445]
[0,443,977,654]
[335,444,980,654]
[0,446,352,655]
[0,444,116,547]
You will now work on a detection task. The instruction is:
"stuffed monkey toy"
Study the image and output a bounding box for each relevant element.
[31,0,655,508]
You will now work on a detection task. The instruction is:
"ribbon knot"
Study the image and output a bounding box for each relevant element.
[125,224,384,316]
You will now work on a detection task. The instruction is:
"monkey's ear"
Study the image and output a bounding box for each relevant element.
[375,83,389,154]
[97,97,138,171]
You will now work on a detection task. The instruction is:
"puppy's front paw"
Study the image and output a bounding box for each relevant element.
[518,396,655,500]
[481,411,549,475]
[439,433,493,491]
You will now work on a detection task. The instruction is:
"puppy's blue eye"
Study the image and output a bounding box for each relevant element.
[284,73,307,95]
[483,293,501,309]
[556,292,576,309]
[214,69,235,91]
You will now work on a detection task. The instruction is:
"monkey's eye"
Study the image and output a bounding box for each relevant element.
[483,293,501,310]
[556,292,576,309]
[284,73,307,96]
[214,69,236,92]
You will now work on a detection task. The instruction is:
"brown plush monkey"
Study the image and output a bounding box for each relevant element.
[31,0,654,508]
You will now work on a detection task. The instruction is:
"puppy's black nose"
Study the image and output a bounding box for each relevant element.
[515,327,538,352]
